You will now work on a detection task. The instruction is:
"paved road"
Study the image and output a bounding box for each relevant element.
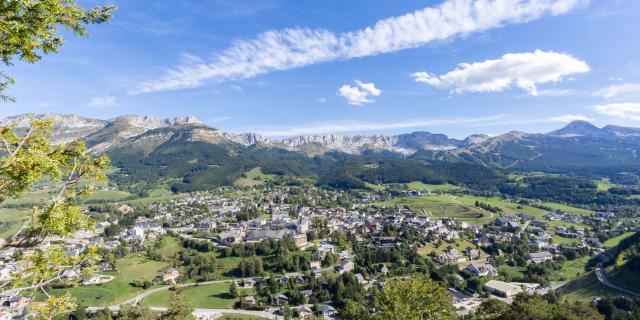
[595,268,640,297]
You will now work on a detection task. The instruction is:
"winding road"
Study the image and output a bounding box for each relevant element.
[595,268,640,297]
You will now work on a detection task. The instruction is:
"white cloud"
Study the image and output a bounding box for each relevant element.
[318,97,327,103]
[595,102,640,120]
[209,116,232,123]
[88,96,117,108]
[412,50,589,95]
[338,80,381,105]
[251,115,506,136]
[229,84,243,92]
[133,0,587,94]
[593,83,640,100]
[549,114,594,123]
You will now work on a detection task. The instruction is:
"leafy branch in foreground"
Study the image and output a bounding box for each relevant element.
[0,117,109,319]
[342,277,455,320]
[0,0,115,101]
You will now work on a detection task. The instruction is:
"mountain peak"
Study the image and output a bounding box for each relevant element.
[548,120,601,137]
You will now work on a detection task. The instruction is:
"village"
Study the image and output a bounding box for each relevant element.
[0,184,637,319]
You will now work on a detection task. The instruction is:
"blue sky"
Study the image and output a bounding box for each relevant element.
[3,0,640,138]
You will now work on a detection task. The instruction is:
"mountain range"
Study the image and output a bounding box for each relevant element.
[3,113,640,189]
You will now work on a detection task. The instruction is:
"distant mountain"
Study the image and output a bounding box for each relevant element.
[4,114,640,185]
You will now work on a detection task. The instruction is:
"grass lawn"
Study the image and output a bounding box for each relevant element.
[499,265,527,280]
[144,282,249,308]
[603,232,635,248]
[234,167,277,187]
[607,264,640,294]
[374,194,493,224]
[157,236,181,260]
[84,189,132,202]
[0,208,29,238]
[537,202,594,216]
[559,272,609,302]
[419,239,476,256]
[405,181,461,192]
[561,256,591,280]
[52,256,169,307]
[552,236,581,246]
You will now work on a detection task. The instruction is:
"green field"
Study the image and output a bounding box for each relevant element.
[559,272,609,302]
[234,167,277,187]
[607,264,640,294]
[0,208,28,238]
[144,282,247,308]
[405,181,461,192]
[375,194,493,224]
[603,232,635,248]
[537,202,594,216]
[561,256,591,280]
[52,256,169,306]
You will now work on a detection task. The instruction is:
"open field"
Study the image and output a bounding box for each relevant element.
[603,232,635,248]
[234,167,277,187]
[560,264,640,302]
[51,256,169,306]
[559,272,609,302]
[537,202,594,216]
[405,181,461,192]
[561,256,591,279]
[0,208,28,238]
[375,194,493,224]
[144,282,249,308]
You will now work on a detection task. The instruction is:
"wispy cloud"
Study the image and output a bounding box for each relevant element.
[208,116,232,123]
[338,80,381,105]
[413,50,589,95]
[133,0,587,94]
[246,115,512,136]
[593,82,640,100]
[88,96,117,108]
[595,102,640,120]
[549,114,594,123]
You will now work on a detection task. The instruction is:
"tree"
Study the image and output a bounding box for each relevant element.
[0,118,109,319]
[0,0,115,101]
[342,277,454,320]
[163,292,195,320]
[118,304,158,320]
[229,281,239,298]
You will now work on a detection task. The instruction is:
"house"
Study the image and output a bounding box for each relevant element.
[465,263,498,277]
[296,306,314,319]
[216,230,244,246]
[245,229,286,242]
[310,260,322,269]
[162,268,180,283]
[242,278,256,288]
[377,263,389,275]
[244,295,256,305]
[82,274,103,285]
[274,294,289,305]
[293,233,308,248]
[528,251,553,264]
[321,304,338,319]
[463,247,479,260]
[297,219,310,234]
[335,259,354,274]
[434,248,460,264]
[484,280,522,298]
